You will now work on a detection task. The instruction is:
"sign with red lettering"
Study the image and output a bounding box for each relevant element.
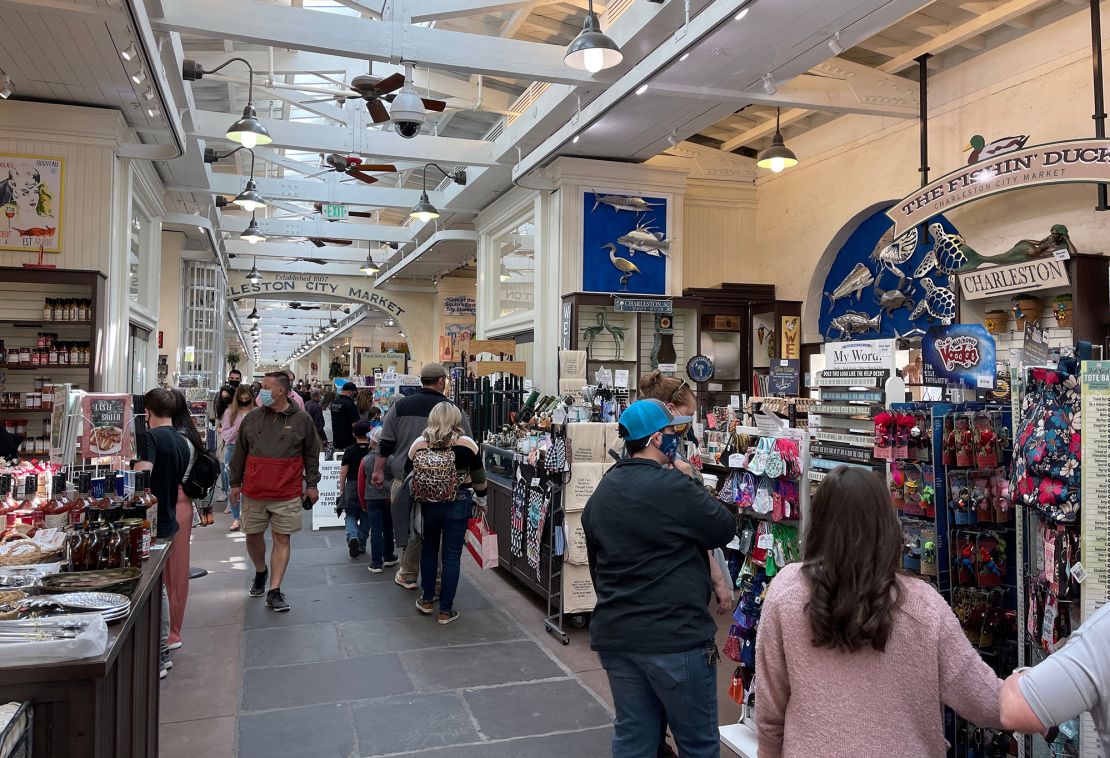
[888,139,1110,235]
[921,324,996,390]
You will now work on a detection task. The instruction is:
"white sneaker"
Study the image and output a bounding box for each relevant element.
[167,641,183,651]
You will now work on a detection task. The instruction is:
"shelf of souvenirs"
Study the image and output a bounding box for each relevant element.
[0,392,58,412]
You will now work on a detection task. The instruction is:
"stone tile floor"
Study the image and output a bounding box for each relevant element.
[158,506,741,758]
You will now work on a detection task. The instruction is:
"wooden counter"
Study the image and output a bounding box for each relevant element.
[0,546,170,758]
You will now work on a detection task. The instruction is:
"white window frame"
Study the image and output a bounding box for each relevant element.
[480,190,539,337]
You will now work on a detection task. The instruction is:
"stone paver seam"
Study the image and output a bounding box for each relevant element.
[365,725,614,758]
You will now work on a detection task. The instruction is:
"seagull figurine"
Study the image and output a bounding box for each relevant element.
[603,243,640,291]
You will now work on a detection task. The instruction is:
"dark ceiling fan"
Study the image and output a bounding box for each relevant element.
[288,302,322,311]
[335,73,447,124]
[309,153,397,184]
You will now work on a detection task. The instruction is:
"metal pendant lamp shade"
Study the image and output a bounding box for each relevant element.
[241,217,266,245]
[247,305,260,322]
[226,104,272,148]
[564,4,622,73]
[409,190,439,223]
[360,255,380,275]
[756,108,798,173]
[233,179,265,212]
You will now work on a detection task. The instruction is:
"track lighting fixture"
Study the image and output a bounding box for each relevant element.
[130,69,146,86]
[183,57,272,148]
[762,73,776,96]
[120,42,138,61]
[241,217,266,246]
[409,163,466,222]
[0,73,10,100]
[828,31,844,55]
[564,0,622,73]
[756,108,799,174]
[667,130,679,147]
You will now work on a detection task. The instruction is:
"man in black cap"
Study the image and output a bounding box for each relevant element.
[330,381,360,451]
[371,362,470,589]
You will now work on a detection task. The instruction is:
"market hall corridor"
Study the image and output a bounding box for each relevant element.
[156,510,616,758]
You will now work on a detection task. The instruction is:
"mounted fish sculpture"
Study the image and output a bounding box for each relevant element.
[825,311,882,341]
[618,221,671,257]
[824,262,875,312]
[872,226,919,277]
[910,278,958,324]
[914,223,968,283]
[592,192,662,213]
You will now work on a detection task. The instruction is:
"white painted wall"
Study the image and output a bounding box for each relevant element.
[159,231,185,379]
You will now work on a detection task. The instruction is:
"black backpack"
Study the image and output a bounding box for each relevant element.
[180,433,220,499]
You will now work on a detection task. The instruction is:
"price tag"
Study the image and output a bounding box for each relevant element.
[1070,561,1088,583]
[728,453,745,469]
[977,374,994,389]
[730,395,741,409]
[1053,247,1071,261]
[1041,596,1058,651]
[614,370,629,389]
[658,363,677,373]
[36,528,58,542]
[523,379,533,391]
[757,533,774,549]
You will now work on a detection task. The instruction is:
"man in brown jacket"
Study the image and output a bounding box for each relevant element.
[230,371,321,612]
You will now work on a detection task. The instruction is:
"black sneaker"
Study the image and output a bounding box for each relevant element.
[266,588,290,612]
[249,569,268,597]
[348,538,360,559]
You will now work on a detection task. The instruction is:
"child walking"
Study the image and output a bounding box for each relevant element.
[358,426,397,572]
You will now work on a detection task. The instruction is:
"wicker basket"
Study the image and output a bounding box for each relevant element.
[0,540,64,567]
[0,589,27,620]
[40,568,141,597]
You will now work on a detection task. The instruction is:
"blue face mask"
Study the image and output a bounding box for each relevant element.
[658,433,680,463]
[258,389,275,407]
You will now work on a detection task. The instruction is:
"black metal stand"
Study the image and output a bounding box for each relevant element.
[1091,0,1109,210]
[917,54,932,187]
[543,483,571,645]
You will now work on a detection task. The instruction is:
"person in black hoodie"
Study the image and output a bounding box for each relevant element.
[330,382,360,450]
[582,399,735,758]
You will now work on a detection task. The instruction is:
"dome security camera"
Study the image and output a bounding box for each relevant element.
[390,87,426,138]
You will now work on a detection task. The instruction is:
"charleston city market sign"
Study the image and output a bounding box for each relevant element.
[887,139,1110,235]
[227,273,406,316]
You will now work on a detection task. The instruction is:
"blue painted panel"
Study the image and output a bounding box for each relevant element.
[582,192,667,295]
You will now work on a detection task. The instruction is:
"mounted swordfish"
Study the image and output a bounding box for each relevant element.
[824,262,875,311]
[591,191,663,213]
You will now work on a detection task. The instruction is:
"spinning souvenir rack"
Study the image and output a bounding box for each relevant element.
[889,402,1017,756]
[716,425,810,750]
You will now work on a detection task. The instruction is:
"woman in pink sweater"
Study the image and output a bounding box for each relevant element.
[220,385,254,531]
[755,466,1003,757]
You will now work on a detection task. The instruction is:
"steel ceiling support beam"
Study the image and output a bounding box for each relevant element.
[203,172,444,209]
[225,240,381,262]
[373,230,478,285]
[152,0,600,85]
[408,0,549,22]
[190,109,499,166]
[220,215,414,243]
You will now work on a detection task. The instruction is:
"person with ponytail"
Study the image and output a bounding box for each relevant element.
[755,466,1003,757]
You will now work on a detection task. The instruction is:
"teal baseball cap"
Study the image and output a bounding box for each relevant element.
[618,399,693,440]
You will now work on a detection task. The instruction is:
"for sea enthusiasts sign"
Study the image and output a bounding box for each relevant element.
[227,273,405,315]
[888,139,1110,234]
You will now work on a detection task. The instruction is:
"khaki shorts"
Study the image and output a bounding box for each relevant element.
[241,495,303,535]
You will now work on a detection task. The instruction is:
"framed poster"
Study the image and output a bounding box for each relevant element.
[81,394,133,459]
[0,153,64,253]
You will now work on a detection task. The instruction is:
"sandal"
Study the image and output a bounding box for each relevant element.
[229,520,240,531]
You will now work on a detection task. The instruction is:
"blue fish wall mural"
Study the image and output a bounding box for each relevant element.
[582,191,668,295]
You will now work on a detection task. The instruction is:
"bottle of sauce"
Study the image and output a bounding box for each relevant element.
[0,475,14,531]
[103,507,126,569]
[11,474,42,529]
[140,471,158,539]
[41,473,71,530]
[69,472,93,527]
[70,508,93,571]
[95,471,115,512]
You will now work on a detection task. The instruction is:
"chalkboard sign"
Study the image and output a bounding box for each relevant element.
[768,360,800,396]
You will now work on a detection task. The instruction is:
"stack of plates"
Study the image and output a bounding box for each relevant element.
[40,592,131,623]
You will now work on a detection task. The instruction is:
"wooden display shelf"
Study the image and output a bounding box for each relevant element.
[2,365,90,371]
[0,408,53,413]
[0,320,93,328]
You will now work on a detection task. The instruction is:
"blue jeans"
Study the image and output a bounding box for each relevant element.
[343,481,369,550]
[598,644,720,758]
[366,498,395,567]
[223,443,240,520]
[419,495,470,612]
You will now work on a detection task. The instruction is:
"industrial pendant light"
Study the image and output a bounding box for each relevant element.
[756,108,799,173]
[247,300,260,322]
[245,257,263,285]
[241,216,266,246]
[564,0,622,73]
[360,254,380,275]
[409,163,466,222]
[183,57,272,148]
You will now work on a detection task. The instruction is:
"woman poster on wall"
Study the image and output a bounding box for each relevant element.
[0,153,64,253]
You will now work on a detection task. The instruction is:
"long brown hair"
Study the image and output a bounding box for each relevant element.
[356,389,374,416]
[231,386,254,420]
[638,370,695,410]
[802,466,903,653]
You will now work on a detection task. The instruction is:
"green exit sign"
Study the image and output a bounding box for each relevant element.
[321,203,348,220]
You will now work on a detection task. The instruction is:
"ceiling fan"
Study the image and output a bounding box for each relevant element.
[308,153,398,185]
[330,72,448,124]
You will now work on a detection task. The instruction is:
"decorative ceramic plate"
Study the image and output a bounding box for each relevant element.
[47,592,130,611]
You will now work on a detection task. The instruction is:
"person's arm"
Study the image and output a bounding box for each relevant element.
[1006,608,1110,733]
[672,475,736,549]
[709,552,732,614]
[229,416,250,497]
[754,587,789,758]
[134,430,156,473]
[302,416,321,499]
[938,596,1004,727]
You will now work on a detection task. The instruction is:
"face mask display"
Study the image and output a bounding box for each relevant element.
[258,389,275,406]
[658,433,680,463]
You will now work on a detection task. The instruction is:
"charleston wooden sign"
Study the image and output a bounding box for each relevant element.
[888,139,1110,235]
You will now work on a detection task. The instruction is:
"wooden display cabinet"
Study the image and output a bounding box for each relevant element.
[560,292,701,395]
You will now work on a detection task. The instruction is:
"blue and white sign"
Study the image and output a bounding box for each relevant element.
[921,324,997,390]
[686,354,715,382]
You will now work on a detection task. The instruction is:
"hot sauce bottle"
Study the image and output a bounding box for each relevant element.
[11,474,42,529]
[41,473,72,530]
[0,475,15,530]
[69,472,93,528]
